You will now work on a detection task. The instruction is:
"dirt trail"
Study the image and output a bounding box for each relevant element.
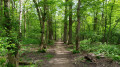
[43,41,75,67]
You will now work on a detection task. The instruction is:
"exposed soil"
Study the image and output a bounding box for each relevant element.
[20,41,120,67]
[42,41,75,67]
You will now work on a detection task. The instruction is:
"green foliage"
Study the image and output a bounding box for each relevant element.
[44,54,54,59]
[79,39,92,51]
[80,38,91,45]
[72,49,80,54]
[0,57,6,65]
[48,40,54,45]
[111,55,120,62]
[37,49,46,53]
[22,38,40,45]
[80,39,120,62]
[96,56,101,59]
[0,37,8,56]
[80,31,103,42]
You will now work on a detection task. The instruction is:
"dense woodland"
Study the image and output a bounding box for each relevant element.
[0,0,120,67]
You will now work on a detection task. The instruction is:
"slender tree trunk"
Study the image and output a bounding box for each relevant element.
[103,16,107,42]
[55,20,57,40]
[93,11,98,31]
[40,0,46,49]
[63,0,68,43]
[47,5,53,44]
[11,0,15,22]
[0,0,3,19]
[24,10,26,38]
[8,0,10,8]
[33,0,42,26]
[46,21,49,43]
[107,0,115,42]
[76,0,81,51]
[19,0,22,39]
[48,14,53,43]
[33,0,45,50]
[4,0,19,67]
[27,11,30,33]
[12,0,15,10]
[102,1,105,42]
[68,0,73,45]
[103,0,107,42]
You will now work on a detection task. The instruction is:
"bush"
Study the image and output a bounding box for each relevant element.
[37,49,46,53]
[72,49,80,54]
[80,38,91,45]
[48,40,54,45]
[22,38,40,45]
[0,57,6,65]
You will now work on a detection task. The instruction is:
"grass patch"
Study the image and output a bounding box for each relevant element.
[44,54,54,59]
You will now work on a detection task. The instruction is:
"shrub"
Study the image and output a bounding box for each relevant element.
[79,39,120,62]
[0,57,6,66]
[37,49,46,53]
[72,49,80,54]
[22,38,40,45]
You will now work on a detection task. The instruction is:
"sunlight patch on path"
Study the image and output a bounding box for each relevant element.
[49,58,69,64]
[47,41,75,67]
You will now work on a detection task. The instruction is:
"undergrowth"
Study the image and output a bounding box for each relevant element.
[80,39,120,62]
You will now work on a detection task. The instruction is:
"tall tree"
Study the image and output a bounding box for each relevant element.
[4,0,19,66]
[0,0,3,19]
[103,0,107,42]
[55,20,57,40]
[63,0,68,43]
[19,0,22,38]
[33,0,46,50]
[68,0,73,44]
[40,0,46,49]
[47,2,53,44]
[75,0,81,51]
[107,0,115,42]
[93,11,98,31]
[24,9,26,38]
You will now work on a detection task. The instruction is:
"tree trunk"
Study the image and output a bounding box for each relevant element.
[107,0,115,42]
[4,0,19,67]
[63,0,68,43]
[75,0,81,51]
[33,0,45,50]
[48,14,53,44]
[47,5,53,44]
[0,0,3,19]
[68,0,73,45]
[103,16,107,42]
[27,11,30,32]
[24,9,26,38]
[103,0,107,42]
[33,0,42,26]
[93,11,98,31]
[40,0,46,49]
[19,0,22,39]
[55,20,57,40]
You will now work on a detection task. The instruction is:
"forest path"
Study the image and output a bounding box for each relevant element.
[43,41,75,67]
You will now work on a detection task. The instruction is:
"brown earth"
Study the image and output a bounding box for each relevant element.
[20,41,120,67]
